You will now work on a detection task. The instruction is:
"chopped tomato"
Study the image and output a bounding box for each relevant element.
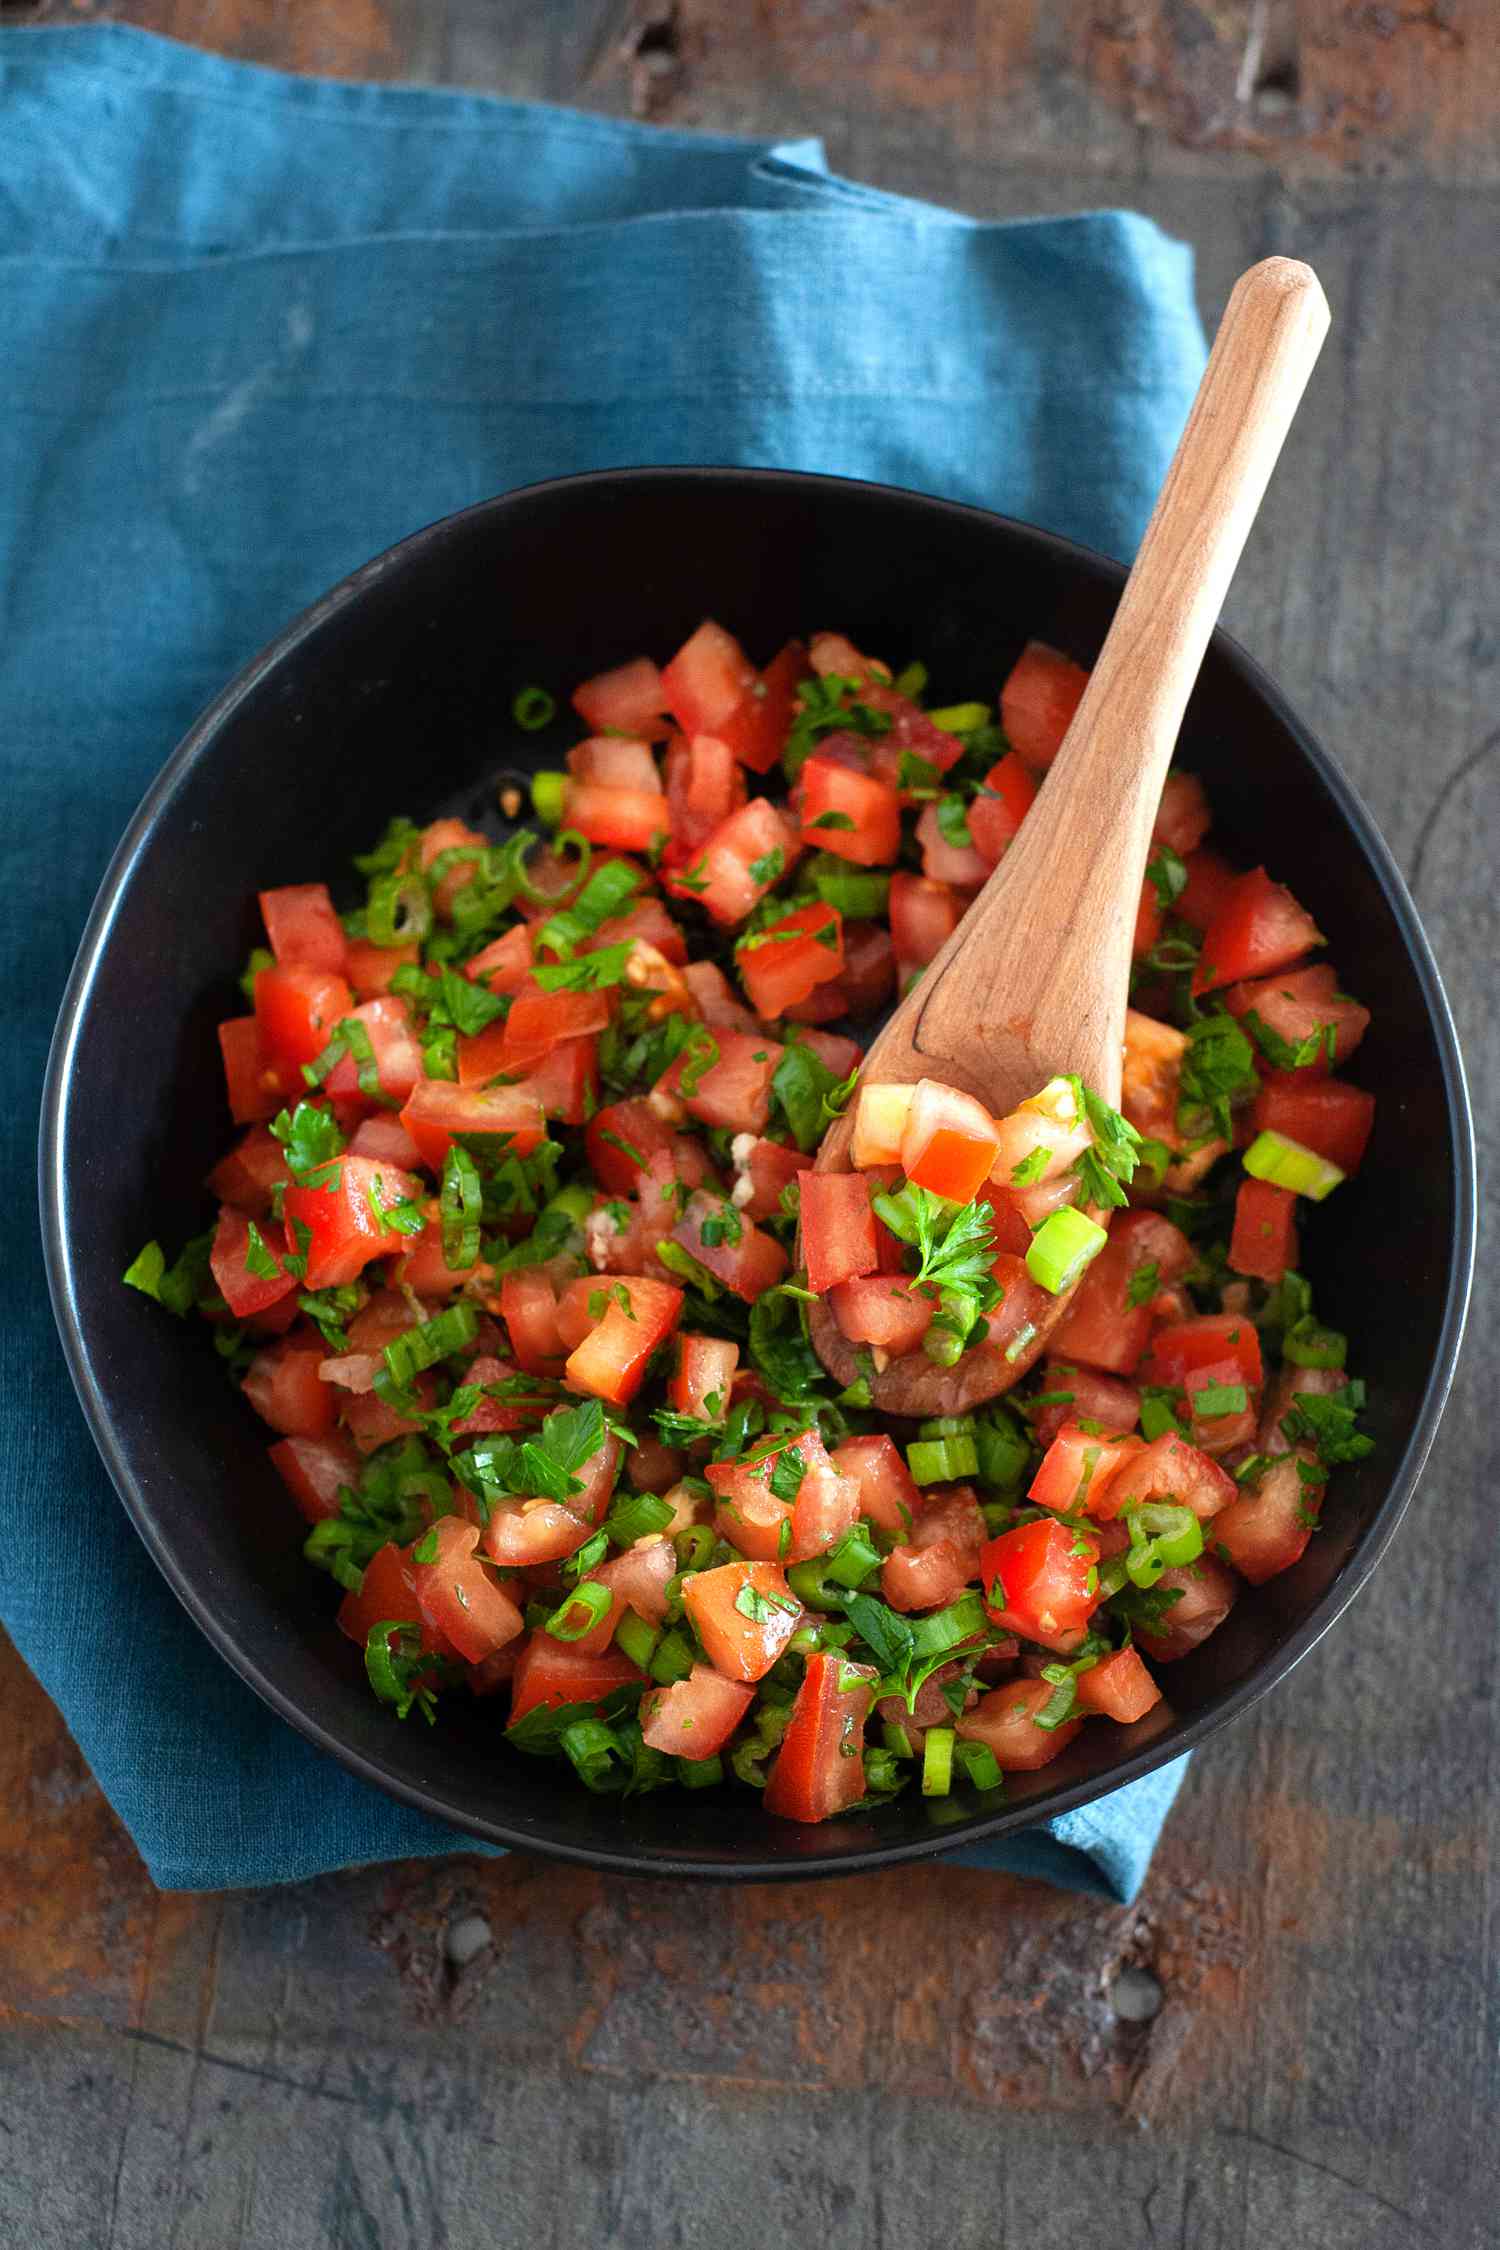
[345,938,420,998]
[734,1135,804,1220]
[670,1333,739,1421]
[1193,866,1323,995]
[1175,845,1239,933]
[900,1078,1001,1204]
[657,1028,782,1135]
[681,959,757,1031]
[684,1560,802,1683]
[1031,1361,1140,1450]
[829,1275,933,1356]
[569,733,664,791]
[1000,641,1089,771]
[916,800,989,889]
[336,1540,444,1655]
[714,640,812,774]
[562,777,671,853]
[1135,1556,1237,1661]
[829,1432,920,1537]
[499,1270,567,1374]
[254,963,354,1078]
[1102,1431,1236,1523]
[563,1274,684,1405]
[1049,1209,1196,1376]
[1143,1312,1263,1393]
[799,1170,878,1294]
[499,988,612,1072]
[268,1431,361,1525]
[957,1678,1082,1769]
[482,1432,620,1568]
[415,819,489,919]
[1248,1073,1376,1175]
[667,798,802,927]
[1152,772,1211,855]
[640,1665,755,1761]
[665,732,747,851]
[207,1124,290,1219]
[242,1335,335,1439]
[1029,1423,1145,1519]
[282,1154,424,1290]
[1074,1648,1162,1724]
[209,1206,294,1321]
[797,753,902,865]
[737,902,845,1019]
[660,620,757,737]
[785,919,895,1024]
[508,1638,643,1728]
[409,1518,525,1665]
[398,1078,546,1172]
[572,655,667,738]
[259,882,347,975]
[1133,879,1163,961]
[1229,1177,1299,1283]
[1211,1452,1324,1584]
[464,924,535,995]
[708,1427,860,1565]
[966,752,1037,865]
[1223,962,1369,1075]
[764,1651,879,1822]
[322,995,424,1105]
[218,1016,279,1125]
[673,1188,788,1301]
[888,872,963,977]
[980,1517,1100,1642]
[516,1034,598,1126]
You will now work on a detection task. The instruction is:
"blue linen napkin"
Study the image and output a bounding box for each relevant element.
[3,24,1202,1899]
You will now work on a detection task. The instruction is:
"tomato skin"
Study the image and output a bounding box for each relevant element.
[218,1016,280,1125]
[268,1431,361,1524]
[1247,1073,1376,1175]
[1104,1431,1236,1523]
[1223,963,1369,1076]
[1000,641,1090,771]
[670,1333,739,1421]
[737,902,845,1019]
[563,777,671,853]
[1074,1648,1162,1724]
[242,1335,335,1439]
[260,882,348,975]
[798,755,902,865]
[957,1679,1082,1769]
[563,1275,684,1405]
[980,1518,1100,1641]
[684,1560,802,1683]
[409,1518,525,1665]
[253,964,355,1080]
[283,1154,424,1290]
[640,1665,755,1761]
[764,1651,879,1823]
[714,640,812,774]
[888,873,964,973]
[673,1189,788,1302]
[1135,1556,1238,1661]
[658,1028,783,1135]
[829,1275,933,1356]
[660,620,757,737]
[665,733,747,852]
[831,1433,921,1536]
[499,1270,567,1375]
[1229,1177,1299,1283]
[799,1171,878,1294]
[398,1078,546,1173]
[1029,1424,1146,1519]
[1143,1313,1263,1392]
[508,1638,643,1729]
[572,655,667,738]
[966,752,1037,866]
[1193,866,1323,995]
[337,1540,446,1655]
[1152,771,1211,855]
[1211,1451,1324,1583]
[210,1206,295,1321]
[323,995,424,1106]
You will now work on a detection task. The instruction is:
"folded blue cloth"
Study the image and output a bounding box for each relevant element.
[3,24,1202,1899]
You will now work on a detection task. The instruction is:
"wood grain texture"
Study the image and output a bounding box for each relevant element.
[4,4,1498,2245]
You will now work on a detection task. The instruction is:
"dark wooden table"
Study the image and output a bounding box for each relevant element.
[5,5,1494,2244]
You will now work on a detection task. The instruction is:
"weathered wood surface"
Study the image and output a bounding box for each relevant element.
[4,5,1497,2244]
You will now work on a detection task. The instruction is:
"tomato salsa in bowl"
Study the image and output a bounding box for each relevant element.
[41,470,1474,1878]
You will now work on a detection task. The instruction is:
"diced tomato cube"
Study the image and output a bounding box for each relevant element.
[900,1078,1001,1204]
[1000,641,1090,771]
[888,872,964,975]
[1074,1648,1162,1724]
[563,1274,684,1405]
[409,1518,525,1665]
[1211,1452,1324,1584]
[268,1431,361,1525]
[1223,963,1369,1076]
[336,1540,444,1656]
[673,1188,788,1301]
[1248,1073,1376,1175]
[737,902,845,1019]
[1183,1358,1259,1454]
[499,1270,567,1375]
[1175,846,1240,933]
[562,778,671,854]
[966,752,1038,866]
[1142,1312,1263,1392]
[242,1335,335,1439]
[1133,879,1163,961]
[829,1432,920,1537]
[209,1206,294,1321]
[1049,1208,1195,1376]
[657,1028,782,1135]
[254,964,354,1076]
[667,797,803,927]
[957,1678,1083,1769]
[1029,1424,1146,1519]
[915,800,989,889]
[713,640,812,774]
[347,1115,423,1170]
[980,1517,1100,1642]
[568,734,662,794]
[798,1171,878,1294]
[1193,866,1324,995]
[1102,1431,1236,1523]
[829,1275,933,1356]
[734,1135,804,1221]
[670,1333,739,1422]
[514,1034,599,1126]
[218,1015,279,1125]
[572,655,667,738]
[207,1124,290,1218]
[1152,772,1211,855]
[684,1560,802,1683]
[398,1078,546,1174]
[282,1154,425,1290]
[785,920,895,1025]
[660,620,757,737]
[345,939,420,999]
[764,1650,879,1822]
[664,732,747,853]
[464,924,535,996]
[1135,1556,1238,1661]
[259,882,347,975]
[482,1433,620,1569]
[1229,1176,1299,1283]
[640,1665,755,1761]
[508,1638,643,1729]
[798,754,902,865]
[1029,1361,1140,1450]
[322,994,424,1106]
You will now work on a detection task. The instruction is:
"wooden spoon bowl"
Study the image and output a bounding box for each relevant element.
[810,257,1331,1414]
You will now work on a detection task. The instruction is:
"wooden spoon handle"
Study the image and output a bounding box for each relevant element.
[909,257,1331,1105]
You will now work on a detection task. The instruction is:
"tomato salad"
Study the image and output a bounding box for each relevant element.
[126,625,1375,1822]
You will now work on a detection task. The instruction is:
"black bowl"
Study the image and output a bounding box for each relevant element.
[40,469,1476,1879]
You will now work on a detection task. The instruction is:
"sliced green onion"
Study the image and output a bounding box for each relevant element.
[824,1525,883,1590]
[614,1610,660,1671]
[439,1144,483,1271]
[381,1301,479,1388]
[927,701,989,733]
[1095,1555,1130,1600]
[883,1721,917,1759]
[808,854,892,919]
[545,1580,613,1642]
[1243,1128,1345,1202]
[974,1408,1032,1494]
[980,1500,1013,1536]
[1025,1206,1109,1295]
[531,770,568,826]
[1283,1314,1348,1369]
[367,870,432,948]
[674,1524,717,1573]
[1124,1502,1204,1588]
[677,1753,724,1789]
[907,1435,979,1485]
[558,1717,630,1791]
[953,1739,1003,1792]
[917,1416,973,1439]
[513,685,557,732]
[921,1726,956,1796]
[908,1591,988,1660]
[787,1559,843,1613]
[648,1627,696,1685]
[363,1620,430,1716]
[892,660,928,699]
[604,1492,675,1547]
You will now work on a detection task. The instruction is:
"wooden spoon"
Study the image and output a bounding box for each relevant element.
[808,256,1331,1416]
